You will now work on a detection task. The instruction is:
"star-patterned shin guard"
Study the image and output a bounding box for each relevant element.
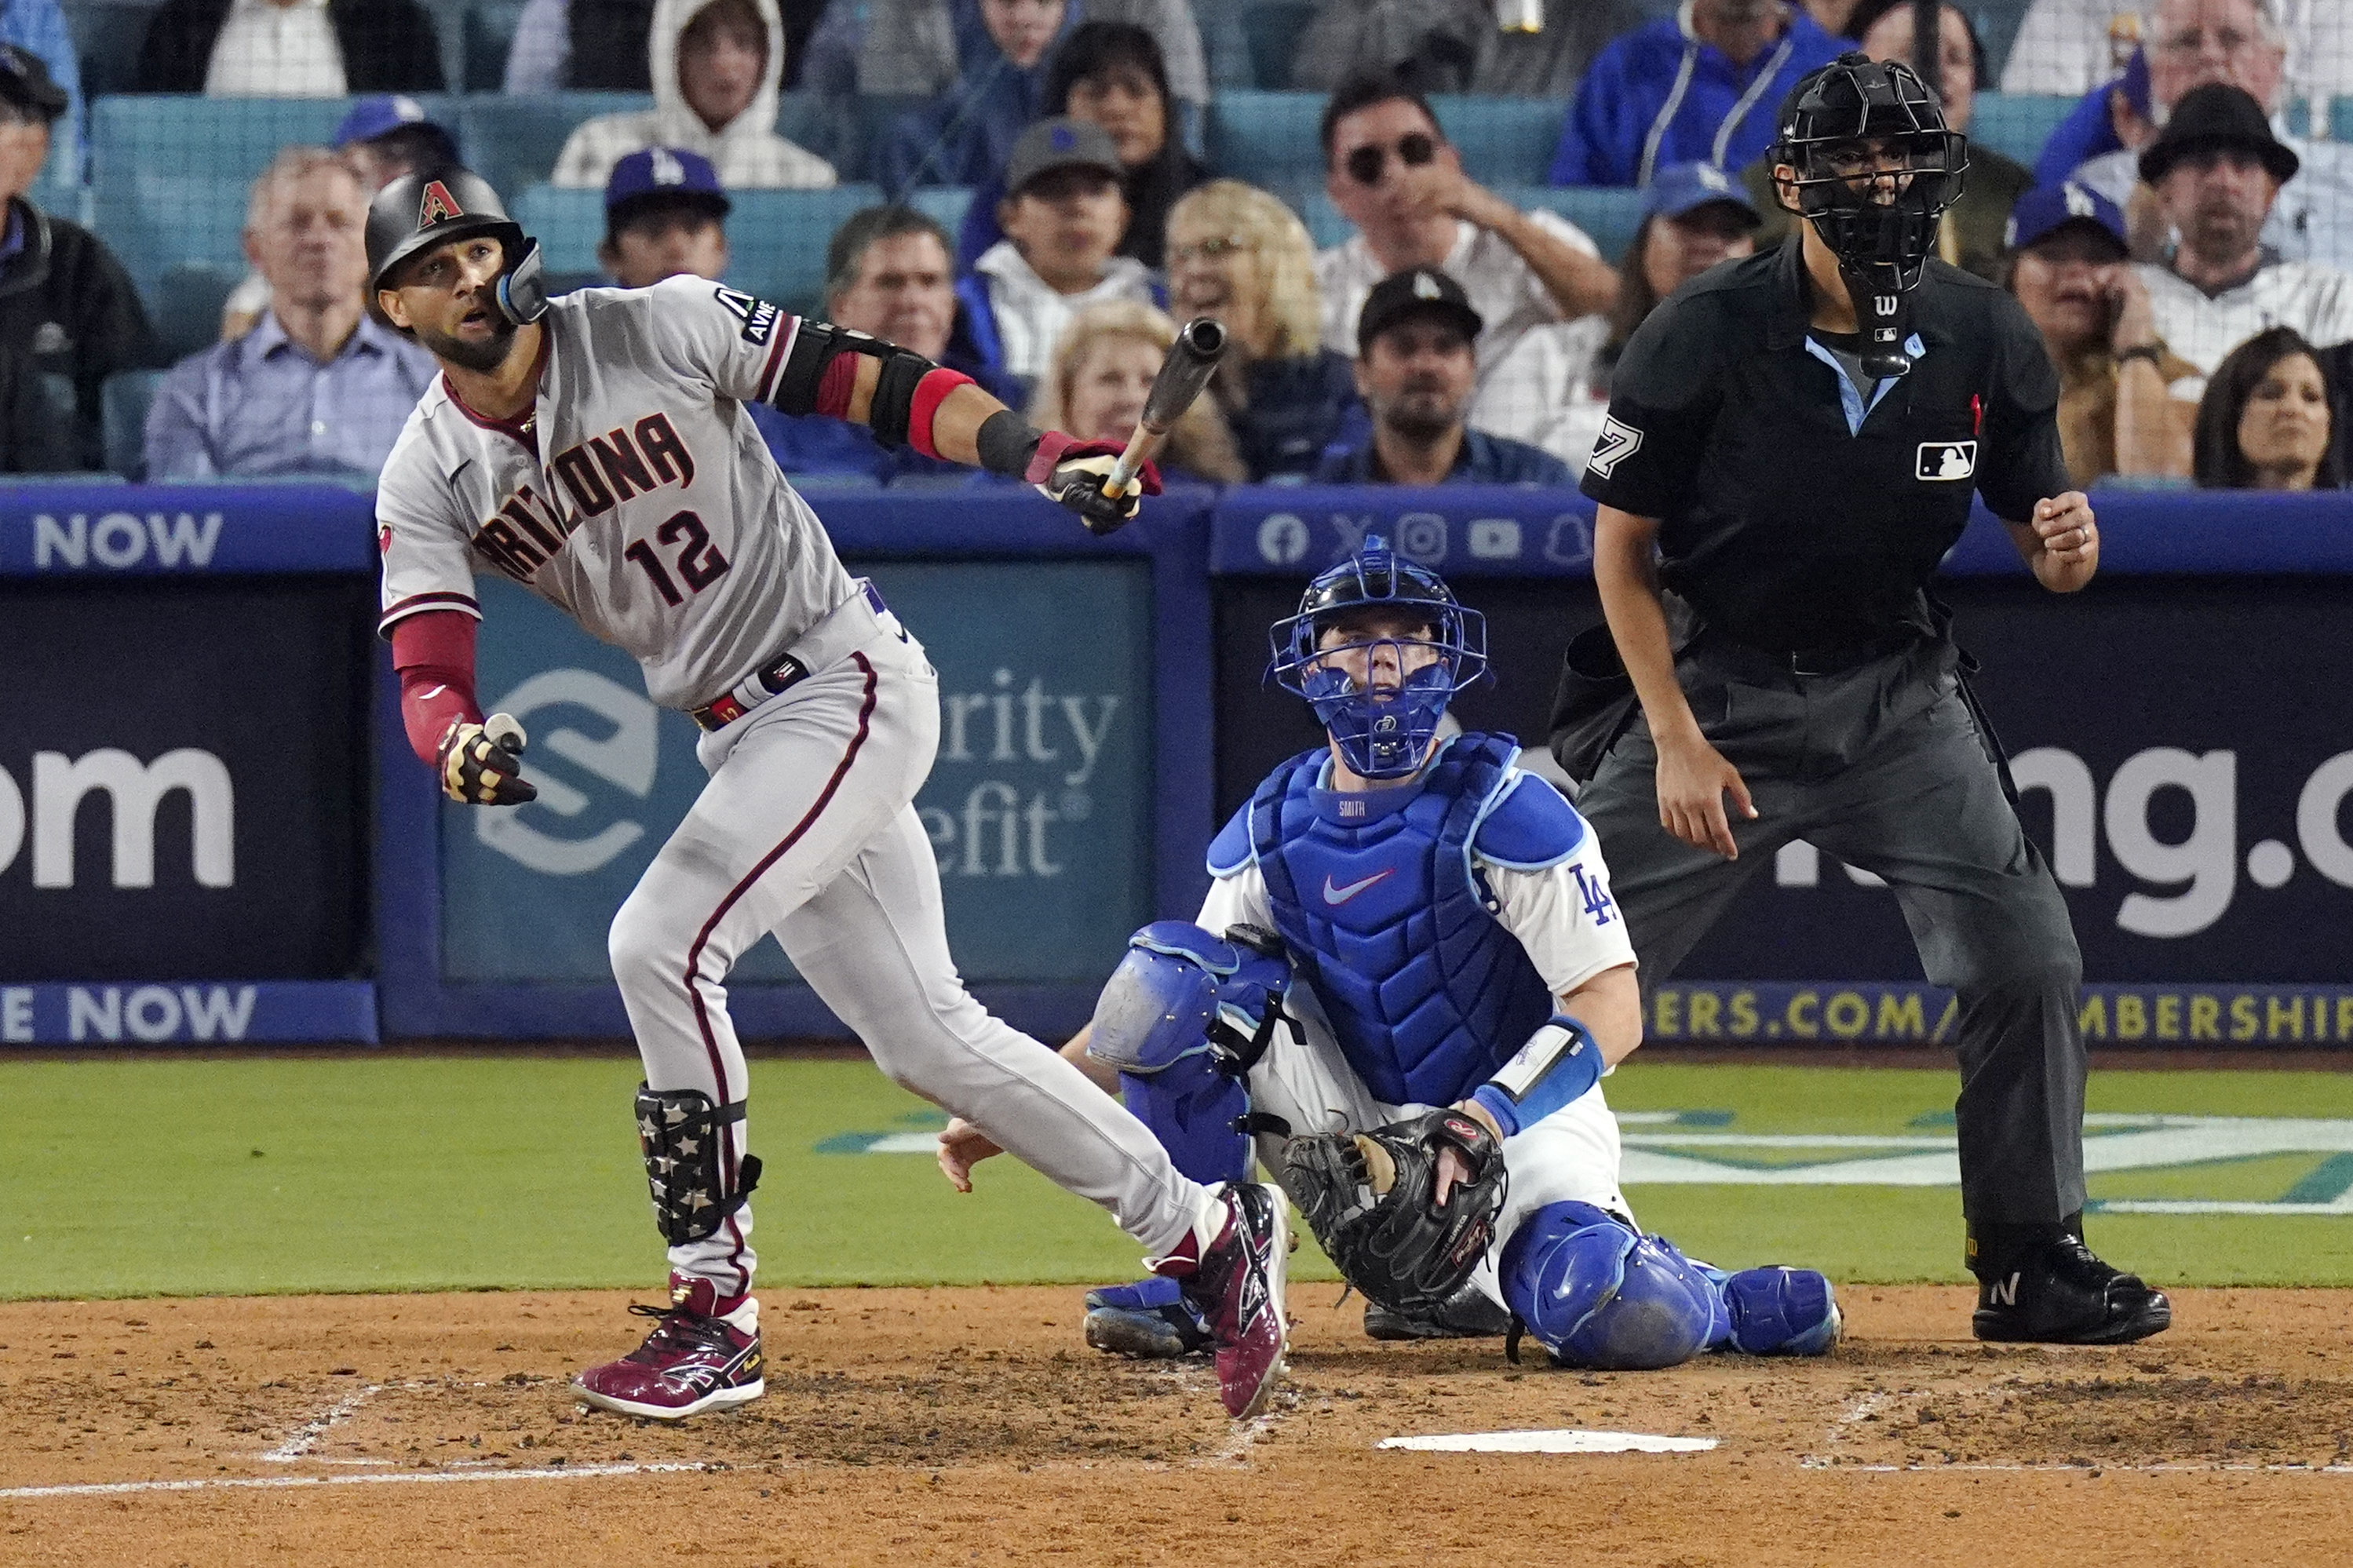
[633,1083,763,1245]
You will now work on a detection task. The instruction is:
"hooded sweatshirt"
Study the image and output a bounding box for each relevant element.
[551,0,836,189]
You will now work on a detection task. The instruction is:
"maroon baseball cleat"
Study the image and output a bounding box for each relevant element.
[1156,1182,1290,1419]
[574,1274,764,1420]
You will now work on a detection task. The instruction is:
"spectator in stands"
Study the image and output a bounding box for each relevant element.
[958,117,1156,388]
[1314,268,1571,484]
[134,0,445,93]
[553,0,836,189]
[1165,179,1356,480]
[1551,162,1760,470]
[860,0,1206,119]
[1743,0,2027,280]
[2005,181,2196,487]
[762,205,1024,479]
[507,0,831,92]
[1290,0,1644,97]
[1551,0,1848,188]
[1319,73,1617,460]
[874,0,1076,191]
[957,22,1206,270]
[1030,299,1243,480]
[0,46,156,472]
[222,96,461,341]
[145,149,432,480]
[2052,0,2353,270]
[596,147,731,287]
[2001,0,2350,108]
[2193,325,2342,488]
[0,8,78,170]
[2135,86,2353,387]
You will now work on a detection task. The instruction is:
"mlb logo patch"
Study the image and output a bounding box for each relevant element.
[1917,440,1976,481]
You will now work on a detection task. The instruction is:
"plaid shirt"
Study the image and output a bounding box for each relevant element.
[143,309,435,480]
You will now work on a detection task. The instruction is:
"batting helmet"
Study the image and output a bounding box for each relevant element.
[367,166,548,325]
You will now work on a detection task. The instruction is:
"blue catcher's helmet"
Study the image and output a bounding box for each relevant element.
[1267,534,1488,779]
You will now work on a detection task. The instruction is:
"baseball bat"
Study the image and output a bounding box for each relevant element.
[1103,317,1228,500]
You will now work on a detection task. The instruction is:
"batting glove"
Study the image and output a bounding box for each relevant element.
[1026,432,1162,536]
[437,714,537,806]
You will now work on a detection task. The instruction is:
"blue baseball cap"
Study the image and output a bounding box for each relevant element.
[334,94,451,149]
[1646,162,1760,226]
[604,147,731,221]
[2004,181,2127,256]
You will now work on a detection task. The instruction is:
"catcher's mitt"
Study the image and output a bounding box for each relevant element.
[1279,1109,1506,1315]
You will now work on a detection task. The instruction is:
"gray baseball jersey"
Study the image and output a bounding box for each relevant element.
[376,275,856,710]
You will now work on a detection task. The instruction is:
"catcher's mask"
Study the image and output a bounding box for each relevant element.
[367,166,549,331]
[1771,52,1968,376]
[1267,534,1489,780]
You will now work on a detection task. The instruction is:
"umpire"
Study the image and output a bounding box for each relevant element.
[1558,52,2168,1346]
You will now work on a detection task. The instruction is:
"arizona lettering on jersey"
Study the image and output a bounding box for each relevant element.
[376,275,857,711]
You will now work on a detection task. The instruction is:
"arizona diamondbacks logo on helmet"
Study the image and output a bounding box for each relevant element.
[417,180,464,229]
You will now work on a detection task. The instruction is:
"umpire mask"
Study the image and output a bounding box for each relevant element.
[1771,53,1968,376]
[1268,535,1489,781]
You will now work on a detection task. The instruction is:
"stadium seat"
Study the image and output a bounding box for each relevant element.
[2335,96,2353,145]
[454,93,654,198]
[513,182,896,312]
[1207,91,1568,195]
[906,184,972,239]
[1199,0,1256,89]
[63,0,162,96]
[1242,2,1314,90]
[463,0,530,89]
[94,171,250,301]
[155,261,240,362]
[1967,93,2074,169]
[102,369,162,480]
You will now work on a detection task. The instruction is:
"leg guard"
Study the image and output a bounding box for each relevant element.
[1089,921,1293,1186]
[1500,1202,1727,1371]
[1716,1266,1842,1356]
[1082,1275,1211,1359]
[635,1084,761,1245]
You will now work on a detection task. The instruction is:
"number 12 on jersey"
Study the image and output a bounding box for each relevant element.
[623,509,731,606]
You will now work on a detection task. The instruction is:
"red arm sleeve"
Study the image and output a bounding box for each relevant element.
[390,610,484,765]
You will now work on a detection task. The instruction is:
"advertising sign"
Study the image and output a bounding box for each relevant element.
[442,563,1156,989]
[0,578,374,986]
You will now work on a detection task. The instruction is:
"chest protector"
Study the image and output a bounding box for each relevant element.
[1241,735,1559,1107]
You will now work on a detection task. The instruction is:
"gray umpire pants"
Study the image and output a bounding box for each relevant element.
[1574,637,2089,1234]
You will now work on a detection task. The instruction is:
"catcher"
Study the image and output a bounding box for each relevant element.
[939,535,1842,1369]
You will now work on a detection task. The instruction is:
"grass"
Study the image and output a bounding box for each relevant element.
[5,1056,2353,1300]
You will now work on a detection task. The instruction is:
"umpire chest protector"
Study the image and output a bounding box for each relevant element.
[1211,733,1567,1107]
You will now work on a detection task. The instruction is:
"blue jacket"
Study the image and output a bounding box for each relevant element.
[1550,9,1848,188]
[877,0,1078,191]
[2030,53,2146,187]
[1312,425,1570,485]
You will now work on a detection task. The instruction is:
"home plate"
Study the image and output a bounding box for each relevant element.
[1378,1430,1717,1455]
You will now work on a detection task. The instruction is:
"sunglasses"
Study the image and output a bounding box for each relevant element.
[1168,235,1247,265]
[1343,133,1437,187]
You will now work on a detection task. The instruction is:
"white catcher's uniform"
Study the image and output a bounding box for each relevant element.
[377,275,1211,1291]
[1193,778,1637,1307]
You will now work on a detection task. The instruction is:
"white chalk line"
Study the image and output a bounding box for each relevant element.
[1799,1458,2353,1475]
[257,1384,385,1463]
[0,1461,715,1501]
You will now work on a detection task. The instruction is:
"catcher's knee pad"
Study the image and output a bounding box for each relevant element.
[1501,1202,1725,1371]
[1087,921,1292,1185]
[634,1084,761,1245]
[1718,1266,1842,1356]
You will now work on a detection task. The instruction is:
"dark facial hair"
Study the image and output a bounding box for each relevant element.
[414,309,520,374]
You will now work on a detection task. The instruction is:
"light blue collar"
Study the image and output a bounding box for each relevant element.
[1805,331,1928,436]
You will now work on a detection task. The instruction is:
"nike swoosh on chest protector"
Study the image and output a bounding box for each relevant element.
[1322,869,1395,905]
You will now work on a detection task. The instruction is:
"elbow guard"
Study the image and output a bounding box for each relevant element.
[771,319,969,452]
[1472,1015,1603,1139]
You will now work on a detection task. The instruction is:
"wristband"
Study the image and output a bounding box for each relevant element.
[905,366,974,459]
[1474,1015,1603,1139]
[974,409,1043,478]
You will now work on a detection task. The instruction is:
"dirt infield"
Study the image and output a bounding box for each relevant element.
[5,1286,2351,1566]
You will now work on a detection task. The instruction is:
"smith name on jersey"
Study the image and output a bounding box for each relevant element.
[375,275,859,712]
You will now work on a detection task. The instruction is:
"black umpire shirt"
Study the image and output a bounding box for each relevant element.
[1579,233,2070,654]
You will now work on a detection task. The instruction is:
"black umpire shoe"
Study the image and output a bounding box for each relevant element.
[1972,1234,2172,1345]
[1363,1280,1513,1341]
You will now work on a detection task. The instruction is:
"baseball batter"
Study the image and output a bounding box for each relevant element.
[365,166,1289,1422]
[943,538,1842,1371]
